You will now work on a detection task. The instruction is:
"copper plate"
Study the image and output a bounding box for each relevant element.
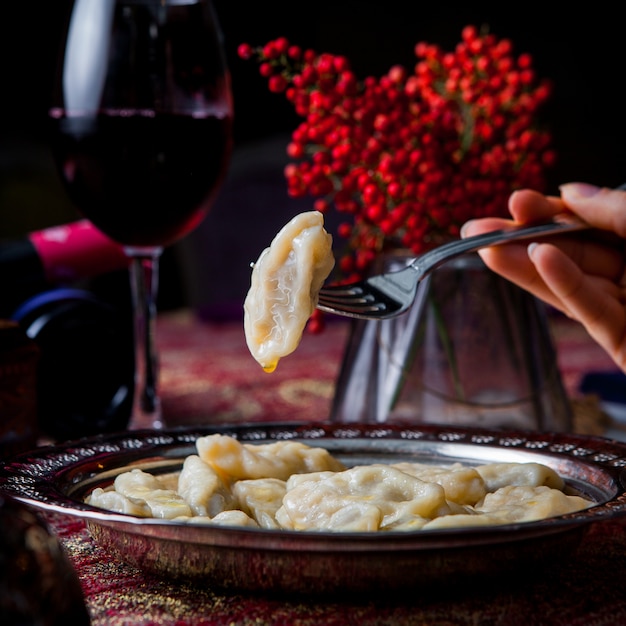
[1,422,626,595]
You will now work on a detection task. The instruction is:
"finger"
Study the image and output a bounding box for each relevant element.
[460,217,516,238]
[529,242,626,368]
[559,183,626,237]
[508,189,567,223]
[552,236,625,283]
[463,213,625,283]
[479,236,626,313]
[478,245,564,311]
[462,191,567,234]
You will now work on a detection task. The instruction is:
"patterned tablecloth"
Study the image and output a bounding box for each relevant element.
[46,510,626,626]
[156,311,349,428]
[36,311,626,624]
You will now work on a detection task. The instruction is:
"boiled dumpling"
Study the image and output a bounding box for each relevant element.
[195,434,345,482]
[243,211,334,372]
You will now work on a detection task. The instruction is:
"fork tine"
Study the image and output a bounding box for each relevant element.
[317,294,379,308]
[317,297,388,316]
[317,286,405,318]
[317,290,375,305]
[318,285,366,296]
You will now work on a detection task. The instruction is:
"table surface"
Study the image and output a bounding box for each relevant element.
[37,310,626,625]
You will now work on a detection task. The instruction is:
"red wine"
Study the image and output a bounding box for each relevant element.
[48,110,233,247]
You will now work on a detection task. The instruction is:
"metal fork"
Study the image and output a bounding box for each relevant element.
[316,213,590,320]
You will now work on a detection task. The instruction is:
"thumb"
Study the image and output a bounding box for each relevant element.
[559,183,626,237]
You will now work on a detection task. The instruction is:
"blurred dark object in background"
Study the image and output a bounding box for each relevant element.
[0,321,39,458]
[579,370,626,436]
[12,287,134,442]
[0,493,91,625]
[0,219,134,442]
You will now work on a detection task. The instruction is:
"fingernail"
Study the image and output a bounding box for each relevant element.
[559,182,601,198]
[460,220,474,238]
[527,242,538,260]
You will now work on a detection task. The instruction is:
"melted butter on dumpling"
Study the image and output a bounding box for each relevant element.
[244,211,334,372]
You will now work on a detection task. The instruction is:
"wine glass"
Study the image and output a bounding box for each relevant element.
[48,0,233,429]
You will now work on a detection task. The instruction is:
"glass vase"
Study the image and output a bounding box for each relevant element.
[330,252,572,431]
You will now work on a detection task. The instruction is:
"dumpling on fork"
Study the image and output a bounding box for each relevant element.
[243,210,334,372]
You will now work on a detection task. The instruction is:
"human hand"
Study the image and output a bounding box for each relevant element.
[461,183,626,372]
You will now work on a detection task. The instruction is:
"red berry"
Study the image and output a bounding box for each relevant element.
[240,25,553,289]
[268,75,288,93]
[237,43,254,60]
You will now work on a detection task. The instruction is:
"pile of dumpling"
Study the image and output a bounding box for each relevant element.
[86,434,592,532]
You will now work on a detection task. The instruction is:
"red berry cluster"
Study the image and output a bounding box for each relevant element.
[238,26,554,330]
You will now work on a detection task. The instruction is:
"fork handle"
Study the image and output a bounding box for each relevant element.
[412,182,626,275]
[411,213,590,275]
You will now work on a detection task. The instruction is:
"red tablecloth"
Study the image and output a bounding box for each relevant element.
[40,310,626,625]
[45,510,626,626]
[154,309,618,431]
[156,311,349,428]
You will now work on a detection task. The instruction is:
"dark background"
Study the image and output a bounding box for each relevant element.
[1,2,625,314]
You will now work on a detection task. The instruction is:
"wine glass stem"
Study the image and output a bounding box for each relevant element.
[127,248,163,430]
